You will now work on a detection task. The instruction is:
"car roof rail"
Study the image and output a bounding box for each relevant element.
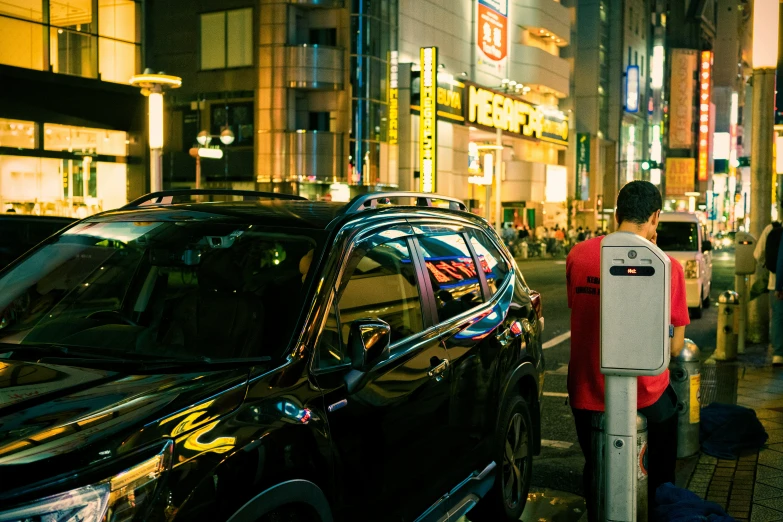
[122,189,307,209]
[343,192,467,214]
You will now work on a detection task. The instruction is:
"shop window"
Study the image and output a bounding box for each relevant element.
[99,37,138,83]
[98,0,137,42]
[200,8,252,70]
[44,123,127,156]
[0,119,37,150]
[0,0,44,21]
[50,0,95,33]
[0,16,44,70]
[210,102,253,146]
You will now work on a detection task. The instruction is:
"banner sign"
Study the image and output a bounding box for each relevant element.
[665,158,696,196]
[669,49,697,149]
[411,73,465,122]
[477,0,508,77]
[625,65,640,113]
[388,50,399,145]
[698,51,713,182]
[420,47,438,193]
[465,83,569,145]
[576,133,590,201]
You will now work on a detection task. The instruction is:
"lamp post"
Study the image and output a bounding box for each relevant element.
[130,70,182,193]
[192,129,235,187]
[748,0,779,343]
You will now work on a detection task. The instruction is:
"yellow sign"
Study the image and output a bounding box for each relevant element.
[388,50,399,145]
[420,47,438,193]
[689,373,701,424]
[665,157,696,196]
[465,84,568,145]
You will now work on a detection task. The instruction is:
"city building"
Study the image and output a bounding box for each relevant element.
[148,0,572,229]
[0,0,146,217]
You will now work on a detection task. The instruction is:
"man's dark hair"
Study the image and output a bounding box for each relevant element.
[616,181,663,225]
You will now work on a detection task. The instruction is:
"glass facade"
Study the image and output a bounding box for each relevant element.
[200,8,253,70]
[349,0,398,185]
[0,119,128,217]
[0,0,141,82]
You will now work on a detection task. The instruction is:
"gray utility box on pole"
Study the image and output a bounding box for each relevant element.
[601,232,672,522]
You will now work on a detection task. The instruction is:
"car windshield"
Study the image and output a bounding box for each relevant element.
[656,221,698,252]
[0,220,323,361]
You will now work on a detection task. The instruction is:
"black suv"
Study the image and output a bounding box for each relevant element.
[0,190,544,522]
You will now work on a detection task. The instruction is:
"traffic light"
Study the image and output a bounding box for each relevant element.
[641,160,662,171]
[641,161,650,171]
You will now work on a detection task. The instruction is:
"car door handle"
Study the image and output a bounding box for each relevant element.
[428,358,449,381]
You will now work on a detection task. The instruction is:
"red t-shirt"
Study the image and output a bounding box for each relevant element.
[566,236,690,411]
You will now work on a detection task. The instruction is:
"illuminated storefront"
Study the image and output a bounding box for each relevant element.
[0,0,145,216]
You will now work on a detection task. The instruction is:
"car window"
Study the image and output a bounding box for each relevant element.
[656,221,699,251]
[469,231,511,295]
[417,233,483,322]
[0,221,324,362]
[336,238,424,348]
[314,300,345,370]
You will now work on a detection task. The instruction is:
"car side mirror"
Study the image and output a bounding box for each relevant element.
[348,318,391,372]
[702,240,713,252]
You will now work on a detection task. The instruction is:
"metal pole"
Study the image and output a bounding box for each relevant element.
[495,127,503,235]
[485,185,491,224]
[605,375,637,521]
[150,148,163,193]
[748,68,776,343]
[195,156,201,189]
[736,274,748,354]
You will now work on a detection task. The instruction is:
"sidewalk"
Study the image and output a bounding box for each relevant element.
[675,342,783,521]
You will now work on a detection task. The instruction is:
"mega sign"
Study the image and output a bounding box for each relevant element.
[420,47,437,193]
[465,84,568,145]
[388,50,399,145]
[698,51,713,182]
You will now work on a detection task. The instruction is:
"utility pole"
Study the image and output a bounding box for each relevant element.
[747,0,779,343]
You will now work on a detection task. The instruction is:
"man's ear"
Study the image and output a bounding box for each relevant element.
[649,210,660,229]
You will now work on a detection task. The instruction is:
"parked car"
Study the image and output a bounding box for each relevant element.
[656,211,713,318]
[0,190,544,522]
[0,214,76,269]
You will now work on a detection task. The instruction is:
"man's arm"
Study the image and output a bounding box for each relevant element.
[671,326,686,358]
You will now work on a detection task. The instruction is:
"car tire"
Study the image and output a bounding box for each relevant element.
[469,395,533,522]
[703,295,711,309]
[690,303,703,319]
[257,505,319,522]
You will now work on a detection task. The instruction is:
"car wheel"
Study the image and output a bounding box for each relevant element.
[470,395,533,521]
[690,303,703,319]
[257,505,319,522]
[703,295,711,309]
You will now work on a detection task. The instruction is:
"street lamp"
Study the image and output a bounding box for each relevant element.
[130,70,182,193]
[191,129,235,187]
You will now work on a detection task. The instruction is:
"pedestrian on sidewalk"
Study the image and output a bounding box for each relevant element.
[566,180,690,521]
[754,221,783,366]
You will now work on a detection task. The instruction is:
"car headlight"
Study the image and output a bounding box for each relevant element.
[0,446,170,522]
[684,260,699,279]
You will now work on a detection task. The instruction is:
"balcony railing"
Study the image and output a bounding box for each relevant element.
[257,131,345,182]
[513,0,571,41]
[510,44,570,97]
[283,45,344,90]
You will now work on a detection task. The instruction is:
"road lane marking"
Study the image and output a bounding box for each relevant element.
[543,391,569,398]
[555,261,566,265]
[543,331,571,350]
[541,439,574,449]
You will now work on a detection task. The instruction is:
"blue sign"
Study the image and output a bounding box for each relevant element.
[478,0,508,16]
[625,65,640,113]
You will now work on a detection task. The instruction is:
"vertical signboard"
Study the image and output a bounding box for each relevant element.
[698,50,713,182]
[665,158,696,196]
[388,50,399,145]
[476,0,508,78]
[420,47,438,193]
[576,133,590,201]
[625,65,640,113]
[669,49,697,149]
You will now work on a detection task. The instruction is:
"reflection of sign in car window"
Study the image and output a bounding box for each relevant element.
[425,257,490,287]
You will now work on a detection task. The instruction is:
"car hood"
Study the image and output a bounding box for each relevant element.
[0,359,249,497]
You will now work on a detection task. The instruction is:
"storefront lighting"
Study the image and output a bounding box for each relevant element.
[197,131,211,146]
[753,0,780,68]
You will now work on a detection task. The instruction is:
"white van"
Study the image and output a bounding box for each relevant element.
[656,212,713,318]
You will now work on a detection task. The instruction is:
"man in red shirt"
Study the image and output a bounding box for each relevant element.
[567,181,689,520]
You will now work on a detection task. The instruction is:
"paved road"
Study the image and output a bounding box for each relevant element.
[522,248,738,495]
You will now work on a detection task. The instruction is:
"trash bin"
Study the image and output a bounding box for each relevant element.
[670,338,701,458]
[591,412,649,522]
[715,291,739,361]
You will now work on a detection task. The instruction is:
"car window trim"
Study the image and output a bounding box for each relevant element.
[408,236,440,328]
[462,230,491,301]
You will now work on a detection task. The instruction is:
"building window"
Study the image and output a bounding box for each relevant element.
[0,119,37,149]
[200,8,253,70]
[210,102,254,146]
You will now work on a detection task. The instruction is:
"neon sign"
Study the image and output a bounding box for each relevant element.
[420,47,438,193]
[698,51,713,182]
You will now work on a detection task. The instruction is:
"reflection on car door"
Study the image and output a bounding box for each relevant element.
[313,226,453,521]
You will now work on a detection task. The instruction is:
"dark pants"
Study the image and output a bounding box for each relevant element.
[572,385,679,521]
